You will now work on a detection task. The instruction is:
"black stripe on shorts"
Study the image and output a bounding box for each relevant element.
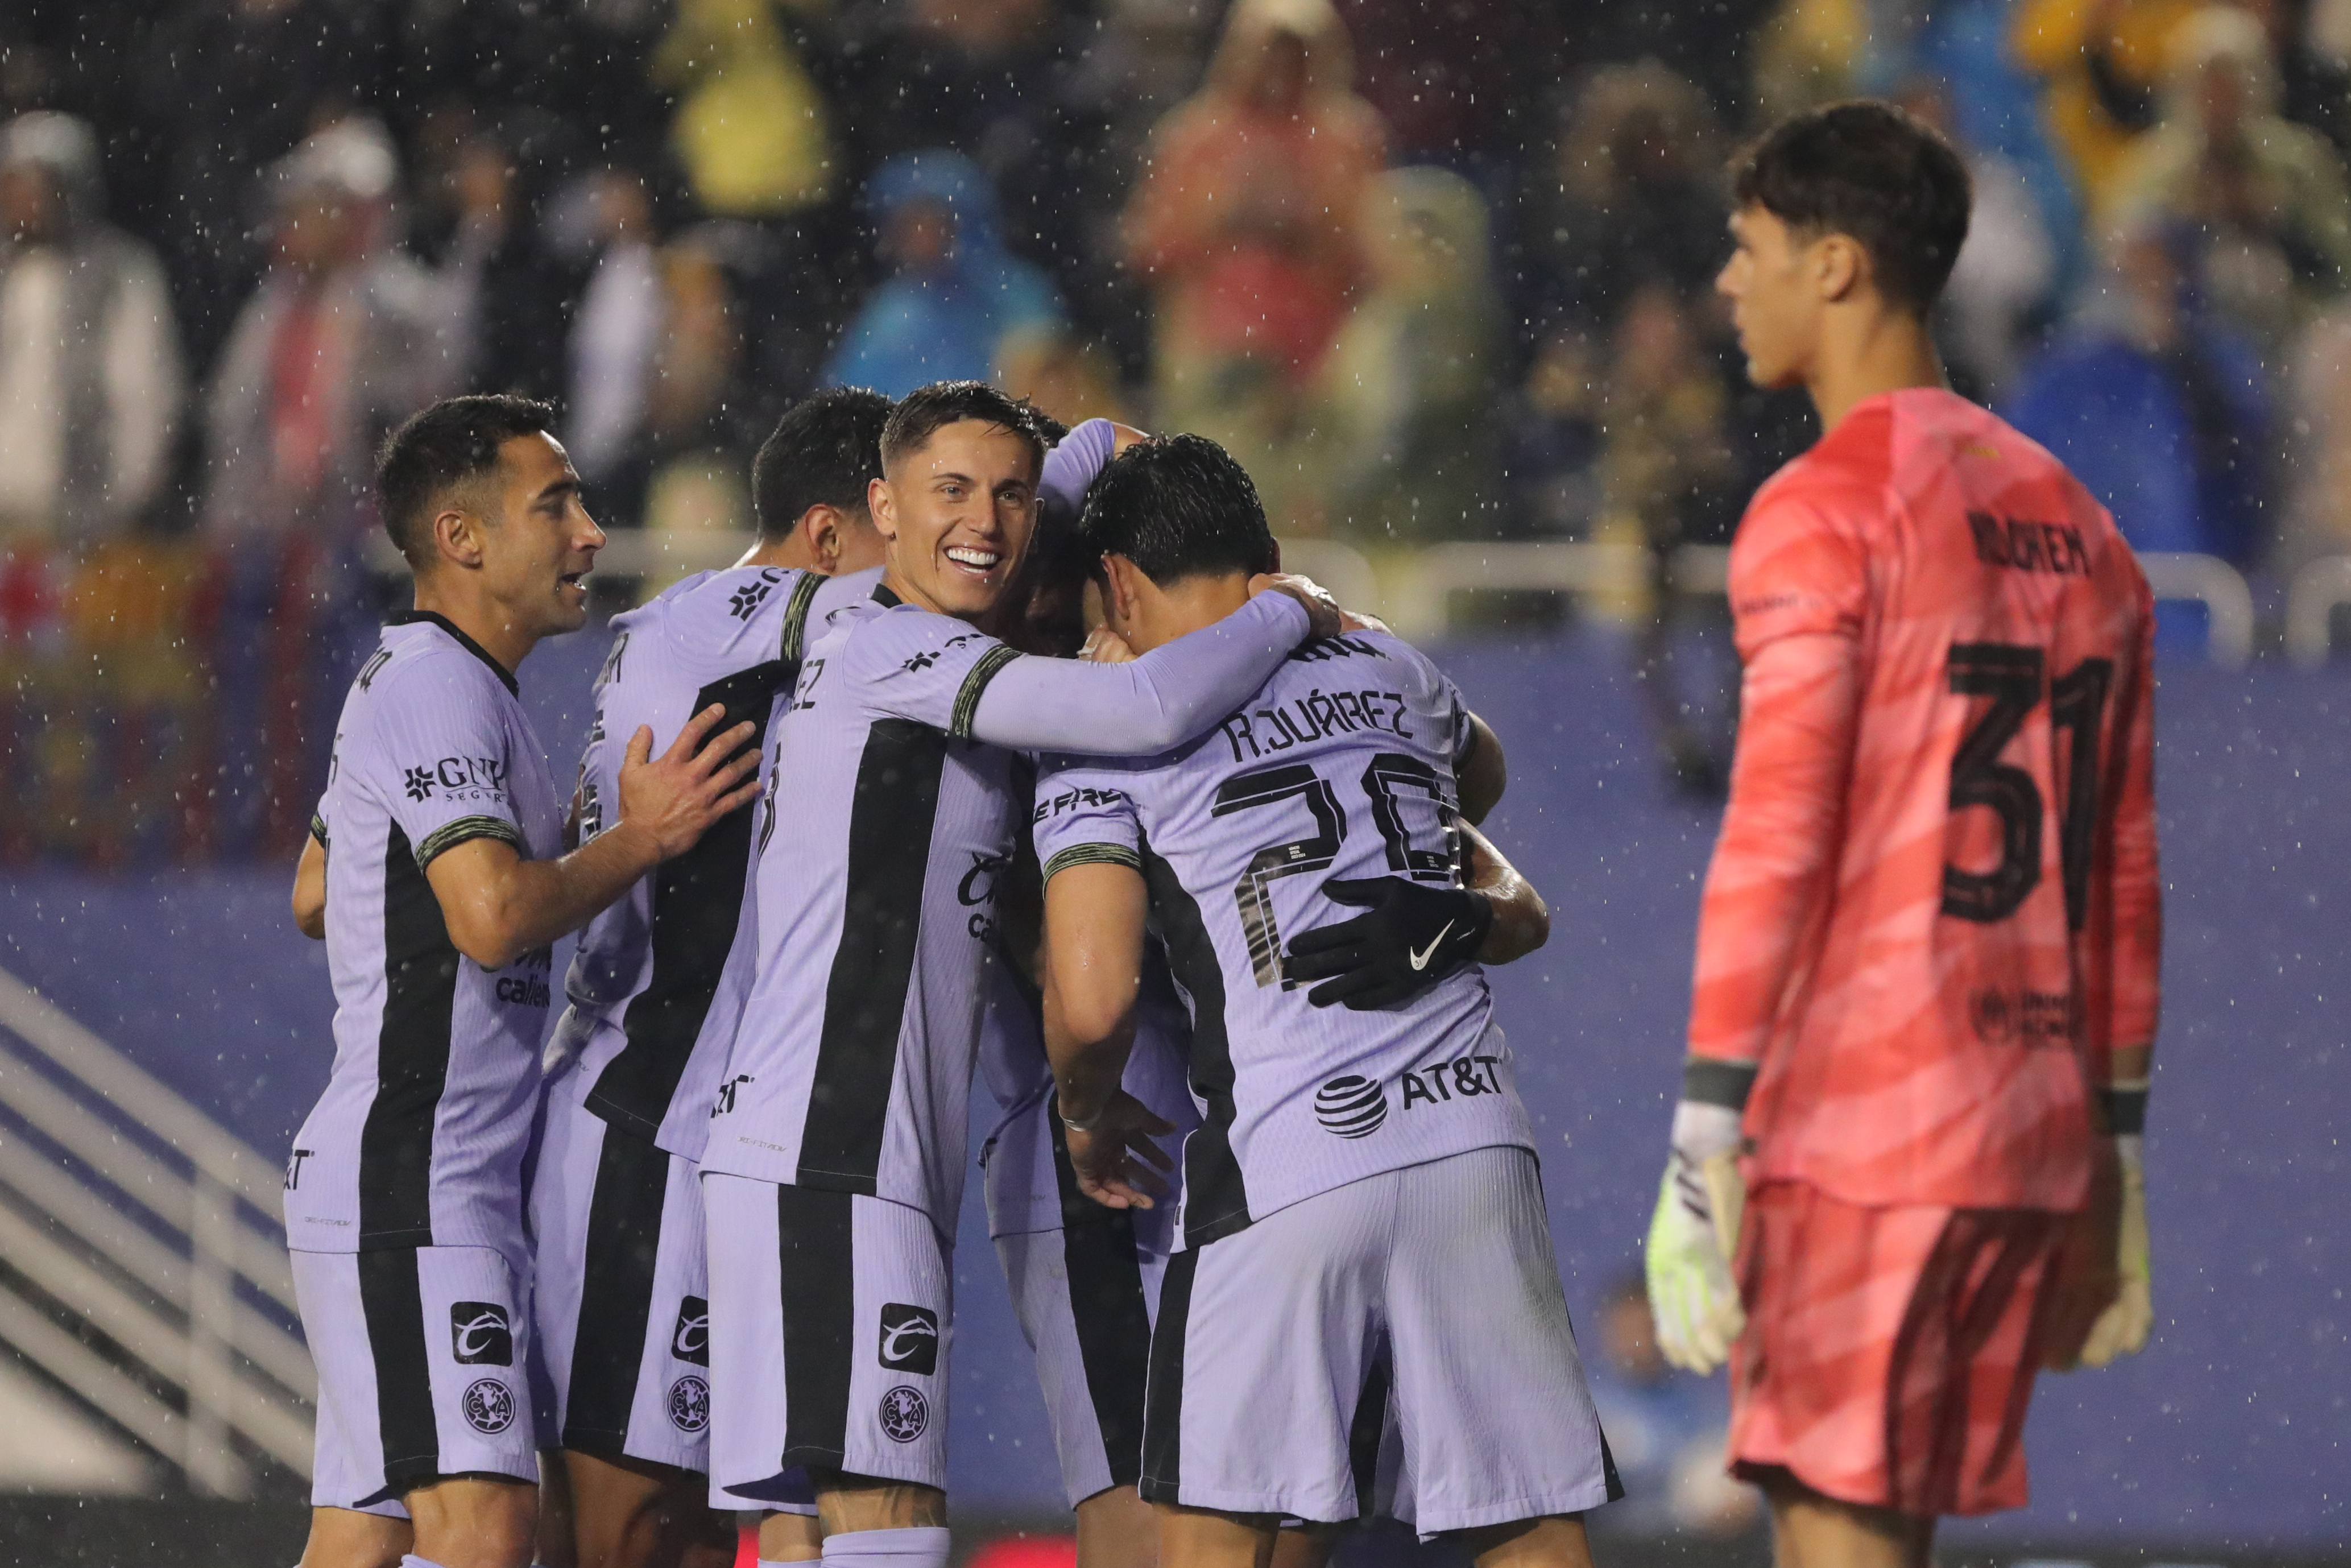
[776,1183,856,1471]
[561,1123,672,1457]
[357,1247,440,1499]
[1138,1244,1198,1501]
[1050,1100,1152,1491]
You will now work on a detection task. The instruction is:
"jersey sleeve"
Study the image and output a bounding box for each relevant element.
[1038,418,1118,521]
[1030,759,1144,882]
[371,663,532,869]
[967,590,1310,755]
[843,611,1026,739]
[1727,487,1872,660]
[2091,591,2162,1077]
[1686,630,1863,1066]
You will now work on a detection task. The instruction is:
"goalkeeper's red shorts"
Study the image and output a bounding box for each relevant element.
[1725,1180,2068,1517]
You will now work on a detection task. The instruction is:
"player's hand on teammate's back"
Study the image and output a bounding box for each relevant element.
[1059,1091,1176,1210]
[1286,877,1493,1010]
[617,703,762,859]
[1247,572,1343,640]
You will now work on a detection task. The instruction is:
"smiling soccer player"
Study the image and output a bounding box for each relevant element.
[285,396,758,1568]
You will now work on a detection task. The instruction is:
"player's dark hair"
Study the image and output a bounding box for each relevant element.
[376,394,559,569]
[879,380,1048,475]
[1079,434,1278,586]
[1729,100,1972,316]
[751,387,895,543]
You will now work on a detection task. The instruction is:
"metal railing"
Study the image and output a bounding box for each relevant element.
[1379,542,2253,668]
[0,966,311,1496]
[2285,555,2351,669]
[363,528,1388,623]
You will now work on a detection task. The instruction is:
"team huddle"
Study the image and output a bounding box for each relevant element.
[283,104,2160,1568]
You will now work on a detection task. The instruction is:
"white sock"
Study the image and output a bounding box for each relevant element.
[819,1525,951,1568]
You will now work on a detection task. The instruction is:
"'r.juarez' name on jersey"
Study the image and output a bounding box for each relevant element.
[288,612,566,1268]
[557,564,879,1159]
[1032,631,1534,1247]
[700,586,1317,1224]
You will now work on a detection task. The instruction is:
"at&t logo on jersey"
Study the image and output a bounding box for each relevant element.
[1400,1054,1504,1110]
[450,1302,514,1366]
[879,1385,928,1443]
[1314,1075,1387,1138]
[878,1303,939,1375]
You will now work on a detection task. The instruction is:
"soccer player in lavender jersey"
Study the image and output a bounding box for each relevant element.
[285,396,760,1568]
[984,420,1551,1568]
[527,388,896,1568]
[1037,436,1616,1568]
[695,381,1342,1568]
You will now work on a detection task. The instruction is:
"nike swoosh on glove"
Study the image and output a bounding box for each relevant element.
[2077,1149,2153,1367]
[1284,876,1494,1010]
[1646,1145,1747,1375]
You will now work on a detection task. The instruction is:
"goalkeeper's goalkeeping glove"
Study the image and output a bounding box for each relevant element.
[1645,1058,1754,1375]
[2077,1085,2153,1368]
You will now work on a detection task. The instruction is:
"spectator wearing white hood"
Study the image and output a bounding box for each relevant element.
[0,111,184,547]
[201,118,452,543]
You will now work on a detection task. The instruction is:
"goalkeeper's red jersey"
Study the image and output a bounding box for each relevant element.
[1690,387,2160,1212]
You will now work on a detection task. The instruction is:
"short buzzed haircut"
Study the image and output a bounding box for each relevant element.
[1729,100,1972,316]
[879,380,1048,477]
[751,387,895,544]
[1079,434,1278,586]
[376,394,558,568]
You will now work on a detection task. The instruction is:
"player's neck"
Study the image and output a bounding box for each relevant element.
[1127,573,1252,653]
[1804,306,1949,434]
[738,536,810,571]
[409,578,537,678]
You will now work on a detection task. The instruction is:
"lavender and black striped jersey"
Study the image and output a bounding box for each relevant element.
[286,613,565,1268]
[698,588,1315,1224]
[1031,631,1534,1248]
[556,564,883,1160]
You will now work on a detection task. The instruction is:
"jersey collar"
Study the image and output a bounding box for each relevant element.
[871,582,903,607]
[387,610,521,696]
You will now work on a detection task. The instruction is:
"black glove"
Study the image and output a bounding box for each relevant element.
[1285,876,1493,1010]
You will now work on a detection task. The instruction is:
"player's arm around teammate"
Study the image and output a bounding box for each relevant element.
[292,399,758,1568]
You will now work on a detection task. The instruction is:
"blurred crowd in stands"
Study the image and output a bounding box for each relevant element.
[6,0,2351,863]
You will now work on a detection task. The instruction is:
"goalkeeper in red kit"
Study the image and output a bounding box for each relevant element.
[1644,102,2160,1567]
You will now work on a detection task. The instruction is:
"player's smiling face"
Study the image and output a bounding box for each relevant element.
[871,419,1041,622]
[1717,205,1822,390]
[480,432,605,638]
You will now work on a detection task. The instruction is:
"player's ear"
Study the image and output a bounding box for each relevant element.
[1099,554,1137,622]
[800,504,842,569]
[432,504,486,571]
[1818,233,1865,304]
[868,477,897,543]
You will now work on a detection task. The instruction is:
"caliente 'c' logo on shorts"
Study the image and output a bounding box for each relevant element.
[1314,1074,1388,1139]
[462,1377,516,1434]
[879,1385,928,1443]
